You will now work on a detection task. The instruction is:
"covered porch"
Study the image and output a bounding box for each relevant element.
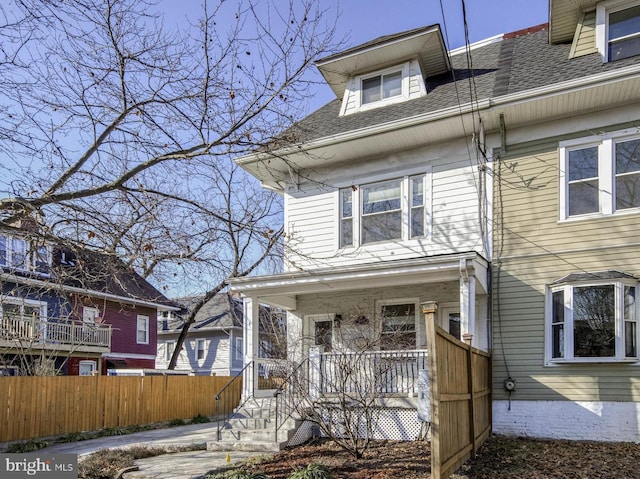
[228,252,489,402]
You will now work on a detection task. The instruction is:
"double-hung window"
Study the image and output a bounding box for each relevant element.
[547,276,638,363]
[136,315,149,344]
[597,0,640,61]
[196,339,206,360]
[379,301,418,350]
[362,179,402,244]
[339,172,429,248]
[560,130,640,220]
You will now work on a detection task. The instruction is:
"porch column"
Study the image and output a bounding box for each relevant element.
[308,346,323,400]
[459,259,476,346]
[242,296,259,401]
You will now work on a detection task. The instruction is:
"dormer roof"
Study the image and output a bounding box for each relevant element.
[315,24,450,100]
[549,0,598,44]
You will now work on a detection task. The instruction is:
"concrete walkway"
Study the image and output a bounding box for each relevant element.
[37,422,273,479]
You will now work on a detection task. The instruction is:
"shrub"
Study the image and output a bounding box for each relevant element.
[191,413,210,424]
[168,418,187,427]
[287,463,332,479]
[6,439,50,453]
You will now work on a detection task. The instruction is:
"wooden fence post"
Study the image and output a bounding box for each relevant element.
[422,301,439,479]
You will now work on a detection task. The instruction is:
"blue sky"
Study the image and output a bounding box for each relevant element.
[157,0,549,111]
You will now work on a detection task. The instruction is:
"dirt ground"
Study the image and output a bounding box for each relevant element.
[240,435,640,479]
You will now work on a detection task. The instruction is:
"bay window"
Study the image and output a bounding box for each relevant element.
[338,172,429,248]
[547,276,638,362]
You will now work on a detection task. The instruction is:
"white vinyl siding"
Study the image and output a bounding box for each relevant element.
[284,143,485,271]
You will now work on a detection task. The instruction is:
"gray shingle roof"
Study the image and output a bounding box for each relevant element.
[291,24,640,144]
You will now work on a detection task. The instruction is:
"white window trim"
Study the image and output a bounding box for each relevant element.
[196,338,206,360]
[559,128,640,221]
[545,280,639,364]
[336,168,432,250]
[136,314,149,344]
[78,360,97,376]
[0,234,51,275]
[0,297,48,320]
[596,0,640,62]
[376,298,420,350]
[353,63,410,113]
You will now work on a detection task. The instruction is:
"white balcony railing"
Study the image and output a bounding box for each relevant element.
[0,316,111,349]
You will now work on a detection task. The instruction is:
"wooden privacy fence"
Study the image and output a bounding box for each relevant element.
[0,375,242,443]
[423,302,492,479]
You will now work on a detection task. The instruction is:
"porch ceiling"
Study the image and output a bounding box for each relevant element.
[228,253,488,309]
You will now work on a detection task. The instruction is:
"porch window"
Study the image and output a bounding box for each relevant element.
[136,315,149,344]
[380,302,416,350]
[547,279,638,362]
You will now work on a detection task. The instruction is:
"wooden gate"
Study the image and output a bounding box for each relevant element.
[423,302,492,479]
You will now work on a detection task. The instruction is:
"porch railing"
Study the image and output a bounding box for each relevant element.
[318,349,428,396]
[0,317,111,348]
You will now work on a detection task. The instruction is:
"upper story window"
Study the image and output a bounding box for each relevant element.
[559,129,640,220]
[339,172,429,248]
[596,0,640,61]
[362,70,402,104]
[196,338,206,360]
[547,275,637,363]
[136,314,149,344]
[0,234,51,274]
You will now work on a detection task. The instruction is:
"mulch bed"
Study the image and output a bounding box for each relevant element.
[239,435,640,479]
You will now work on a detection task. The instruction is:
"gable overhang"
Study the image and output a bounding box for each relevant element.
[316,25,450,100]
[0,272,180,312]
[549,0,598,44]
[237,63,640,192]
[227,252,488,310]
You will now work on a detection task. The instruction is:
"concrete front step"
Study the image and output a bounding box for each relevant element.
[208,404,302,452]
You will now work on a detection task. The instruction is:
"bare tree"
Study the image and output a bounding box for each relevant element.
[0,0,339,367]
[278,308,427,459]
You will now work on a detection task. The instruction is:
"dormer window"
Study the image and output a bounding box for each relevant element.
[362,70,402,104]
[0,234,51,274]
[609,4,640,60]
[597,0,640,61]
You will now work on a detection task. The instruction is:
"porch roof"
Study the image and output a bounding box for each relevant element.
[227,252,488,310]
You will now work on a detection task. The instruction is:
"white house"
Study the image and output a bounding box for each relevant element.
[228,0,640,446]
